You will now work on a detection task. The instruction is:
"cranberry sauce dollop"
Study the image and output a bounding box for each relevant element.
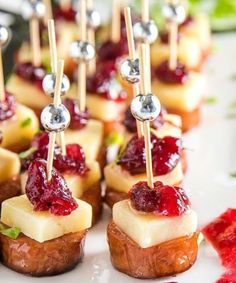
[129,181,190,216]
[180,15,194,28]
[97,37,128,62]
[0,91,16,122]
[123,106,167,133]
[54,6,76,22]
[15,62,46,90]
[154,60,189,85]
[87,62,127,102]
[202,209,236,271]
[159,31,181,45]
[21,132,88,176]
[63,98,90,130]
[118,134,182,176]
[26,159,78,216]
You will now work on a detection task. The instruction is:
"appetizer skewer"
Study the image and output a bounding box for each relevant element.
[152,1,204,132]
[107,41,198,279]
[0,60,92,276]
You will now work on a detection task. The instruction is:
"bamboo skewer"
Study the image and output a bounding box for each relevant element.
[30,17,41,67]
[111,0,121,43]
[47,60,65,180]
[168,22,178,70]
[139,44,154,188]
[48,20,66,155]
[124,7,143,137]
[60,0,71,11]
[87,0,96,76]
[0,49,5,101]
[77,0,87,112]
[43,0,53,24]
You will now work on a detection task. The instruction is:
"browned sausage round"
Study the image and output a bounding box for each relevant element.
[0,178,21,207]
[81,182,103,225]
[107,221,198,279]
[0,229,88,277]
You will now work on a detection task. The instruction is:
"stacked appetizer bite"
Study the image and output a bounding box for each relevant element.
[7,0,51,117]
[152,1,204,132]
[44,18,104,165]
[107,43,198,279]
[120,5,182,144]
[0,25,39,151]
[179,12,212,59]
[20,48,102,225]
[0,60,92,276]
[104,21,184,208]
[67,0,126,136]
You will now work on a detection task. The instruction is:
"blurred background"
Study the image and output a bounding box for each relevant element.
[0,0,235,76]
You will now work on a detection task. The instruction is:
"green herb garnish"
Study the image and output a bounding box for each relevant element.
[20,117,32,128]
[105,132,124,147]
[19,147,37,159]
[230,172,236,178]
[231,73,236,81]
[205,96,217,104]
[0,226,21,239]
[230,101,236,109]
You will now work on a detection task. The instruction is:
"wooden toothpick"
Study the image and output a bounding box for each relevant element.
[139,44,154,188]
[77,0,87,112]
[111,0,121,43]
[47,59,65,181]
[168,22,178,70]
[141,0,149,23]
[48,20,66,156]
[0,48,5,101]
[87,0,96,76]
[60,0,71,11]
[30,17,41,67]
[124,7,143,137]
[43,0,53,24]
[167,0,179,70]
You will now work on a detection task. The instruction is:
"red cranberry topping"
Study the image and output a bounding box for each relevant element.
[202,209,236,271]
[123,106,167,133]
[87,62,127,102]
[97,38,128,62]
[54,6,76,22]
[118,135,181,176]
[0,92,16,122]
[129,181,190,216]
[21,132,88,176]
[63,98,90,130]
[26,159,78,216]
[159,31,180,44]
[179,15,194,28]
[15,62,46,90]
[155,60,189,85]
[31,131,49,148]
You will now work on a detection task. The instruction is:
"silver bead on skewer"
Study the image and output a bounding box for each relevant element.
[130,93,161,122]
[76,9,101,29]
[133,20,158,44]
[41,104,71,132]
[21,0,46,20]
[0,25,10,46]
[69,40,95,62]
[42,73,70,97]
[162,3,186,24]
[120,58,140,84]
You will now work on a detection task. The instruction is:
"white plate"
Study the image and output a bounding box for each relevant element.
[2,33,236,283]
